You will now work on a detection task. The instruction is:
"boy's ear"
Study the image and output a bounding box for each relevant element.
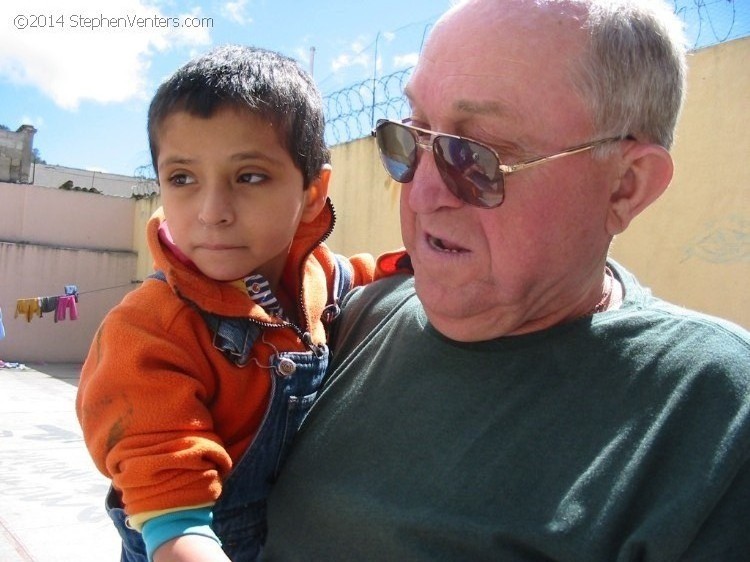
[606,142,674,235]
[301,164,332,223]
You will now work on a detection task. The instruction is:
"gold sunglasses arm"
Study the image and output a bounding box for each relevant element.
[498,137,624,174]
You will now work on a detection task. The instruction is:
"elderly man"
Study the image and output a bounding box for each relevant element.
[262,0,750,560]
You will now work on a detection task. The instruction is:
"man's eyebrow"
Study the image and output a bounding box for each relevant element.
[403,86,512,119]
[453,99,510,117]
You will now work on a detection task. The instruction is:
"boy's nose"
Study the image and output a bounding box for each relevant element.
[198,187,234,226]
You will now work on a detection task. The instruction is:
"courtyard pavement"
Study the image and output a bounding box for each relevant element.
[0,362,120,561]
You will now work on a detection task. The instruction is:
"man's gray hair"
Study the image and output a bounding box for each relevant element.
[574,0,688,149]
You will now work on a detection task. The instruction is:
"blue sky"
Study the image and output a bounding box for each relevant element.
[0,0,452,177]
[0,0,747,178]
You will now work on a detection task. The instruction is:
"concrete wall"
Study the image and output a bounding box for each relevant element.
[0,125,36,184]
[133,196,162,281]
[609,37,750,327]
[0,183,138,362]
[31,163,158,198]
[0,183,134,250]
[325,136,403,257]
[0,242,137,362]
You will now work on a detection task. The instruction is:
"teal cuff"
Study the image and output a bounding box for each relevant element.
[141,507,220,561]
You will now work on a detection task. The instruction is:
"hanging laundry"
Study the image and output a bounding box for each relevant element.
[40,296,59,316]
[55,295,78,322]
[15,298,42,322]
[0,306,5,340]
[13,282,83,325]
[64,285,79,303]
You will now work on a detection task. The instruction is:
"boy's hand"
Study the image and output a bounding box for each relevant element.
[153,535,231,562]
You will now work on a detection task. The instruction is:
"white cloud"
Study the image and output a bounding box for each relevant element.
[221,0,252,25]
[0,0,211,110]
[327,32,412,80]
[394,52,419,69]
[330,38,373,73]
[331,52,370,73]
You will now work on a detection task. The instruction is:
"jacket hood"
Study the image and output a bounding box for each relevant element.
[146,198,337,320]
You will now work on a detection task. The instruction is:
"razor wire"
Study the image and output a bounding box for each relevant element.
[324,68,412,146]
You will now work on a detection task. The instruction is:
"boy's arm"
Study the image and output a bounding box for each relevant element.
[135,505,221,562]
[76,287,232,517]
[153,535,230,562]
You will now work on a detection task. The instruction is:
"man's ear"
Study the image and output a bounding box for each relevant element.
[301,164,332,223]
[606,143,674,235]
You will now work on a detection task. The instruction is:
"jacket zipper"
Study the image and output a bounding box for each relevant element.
[293,201,336,356]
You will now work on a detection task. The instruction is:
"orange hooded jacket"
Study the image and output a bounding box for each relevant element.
[76,200,374,519]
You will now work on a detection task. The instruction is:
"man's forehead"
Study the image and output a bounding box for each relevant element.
[406,2,586,116]
[427,0,586,56]
[405,70,523,122]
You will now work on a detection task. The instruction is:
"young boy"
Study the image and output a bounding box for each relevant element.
[76,45,374,562]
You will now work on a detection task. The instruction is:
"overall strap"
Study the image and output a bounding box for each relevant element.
[148,270,261,367]
[321,254,354,329]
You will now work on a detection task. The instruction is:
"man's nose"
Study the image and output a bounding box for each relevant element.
[405,145,464,213]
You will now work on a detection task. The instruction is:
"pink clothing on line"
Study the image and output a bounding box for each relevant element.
[55,295,78,322]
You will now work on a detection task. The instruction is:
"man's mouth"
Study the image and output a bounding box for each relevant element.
[427,235,467,253]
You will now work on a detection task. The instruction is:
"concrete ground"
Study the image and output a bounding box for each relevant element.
[0,363,120,561]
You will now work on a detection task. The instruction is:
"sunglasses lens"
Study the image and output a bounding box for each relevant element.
[375,120,506,208]
[376,121,417,183]
[434,136,505,208]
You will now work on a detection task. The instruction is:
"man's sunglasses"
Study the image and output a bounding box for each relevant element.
[372,119,626,209]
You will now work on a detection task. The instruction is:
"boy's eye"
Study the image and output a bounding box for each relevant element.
[168,173,195,186]
[238,172,267,184]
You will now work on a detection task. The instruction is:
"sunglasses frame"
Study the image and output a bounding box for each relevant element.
[372,119,627,208]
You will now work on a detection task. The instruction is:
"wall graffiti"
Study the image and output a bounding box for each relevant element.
[683,216,750,264]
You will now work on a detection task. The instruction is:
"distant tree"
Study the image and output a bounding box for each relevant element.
[32,148,47,164]
[0,124,10,131]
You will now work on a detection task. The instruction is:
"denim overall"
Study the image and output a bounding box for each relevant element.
[106,257,351,562]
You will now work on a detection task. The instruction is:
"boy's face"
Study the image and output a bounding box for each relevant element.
[156,106,329,284]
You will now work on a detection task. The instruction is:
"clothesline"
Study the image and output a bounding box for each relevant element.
[77,280,141,296]
[0,281,142,339]
[11,281,142,324]
[14,285,81,323]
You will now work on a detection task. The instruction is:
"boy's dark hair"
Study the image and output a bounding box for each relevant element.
[147,45,330,187]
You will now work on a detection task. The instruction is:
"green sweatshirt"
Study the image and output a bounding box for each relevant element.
[263,261,750,561]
